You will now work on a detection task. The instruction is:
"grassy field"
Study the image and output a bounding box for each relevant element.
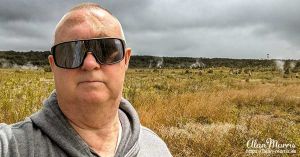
[0,68,299,156]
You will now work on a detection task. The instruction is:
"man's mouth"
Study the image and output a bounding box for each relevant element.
[78,80,104,84]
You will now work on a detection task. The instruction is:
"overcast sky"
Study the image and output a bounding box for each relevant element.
[0,0,299,59]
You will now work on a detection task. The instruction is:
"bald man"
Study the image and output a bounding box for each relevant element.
[0,3,172,157]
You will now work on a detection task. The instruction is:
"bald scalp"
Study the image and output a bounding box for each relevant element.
[54,3,125,45]
[69,3,113,15]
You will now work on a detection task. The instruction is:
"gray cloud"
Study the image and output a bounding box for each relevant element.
[0,0,299,59]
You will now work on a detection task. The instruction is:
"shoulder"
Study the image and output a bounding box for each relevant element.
[0,118,33,138]
[0,118,38,156]
[0,117,37,141]
[0,123,13,149]
[1,118,36,136]
[138,126,172,157]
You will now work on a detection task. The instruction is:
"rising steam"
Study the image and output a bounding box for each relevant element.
[290,62,296,69]
[0,58,38,70]
[190,59,205,69]
[156,57,164,68]
[274,60,285,71]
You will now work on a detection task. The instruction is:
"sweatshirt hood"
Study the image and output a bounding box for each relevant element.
[30,91,140,157]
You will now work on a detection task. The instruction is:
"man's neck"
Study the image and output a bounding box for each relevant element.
[58,99,121,157]
[69,116,120,157]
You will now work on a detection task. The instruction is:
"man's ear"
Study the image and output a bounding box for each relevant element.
[124,48,131,70]
[48,55,55,72]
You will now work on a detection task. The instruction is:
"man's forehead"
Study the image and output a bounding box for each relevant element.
[54,24,118,45]
[64,9,108,24]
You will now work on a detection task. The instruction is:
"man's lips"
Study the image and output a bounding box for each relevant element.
[78,80,104,84]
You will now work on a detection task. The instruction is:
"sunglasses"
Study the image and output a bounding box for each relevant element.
[50,38,126,69]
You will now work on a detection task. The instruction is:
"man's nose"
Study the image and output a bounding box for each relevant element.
[81,52,101,70]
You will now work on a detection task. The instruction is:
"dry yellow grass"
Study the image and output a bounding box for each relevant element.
[1,68,299,156]
[125,69,300,156]
[133,84,300,156]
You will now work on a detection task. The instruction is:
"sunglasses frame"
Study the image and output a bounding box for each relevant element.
[50,37,126,69]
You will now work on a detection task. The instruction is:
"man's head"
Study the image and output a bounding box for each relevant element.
[54,3,126,45]
[48,3,131,107]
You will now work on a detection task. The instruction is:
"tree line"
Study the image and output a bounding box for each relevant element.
[0,51,299,71]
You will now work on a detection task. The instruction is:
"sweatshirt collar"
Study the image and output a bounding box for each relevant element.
[30,91,140,157]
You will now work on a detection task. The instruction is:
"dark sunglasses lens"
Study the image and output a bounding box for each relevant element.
[52,38,125,68]
[91,39,124,64]
[53,41,86,68]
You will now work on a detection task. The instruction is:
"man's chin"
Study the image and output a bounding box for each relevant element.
[76,91,110,105]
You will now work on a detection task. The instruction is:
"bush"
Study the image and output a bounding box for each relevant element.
[43,66,52,72]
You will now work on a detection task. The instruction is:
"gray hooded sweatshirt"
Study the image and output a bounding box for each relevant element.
[0,92,172,157]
